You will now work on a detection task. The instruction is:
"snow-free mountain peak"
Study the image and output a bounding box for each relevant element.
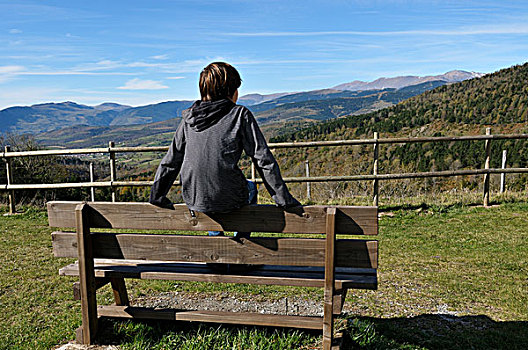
[332,70,484,91]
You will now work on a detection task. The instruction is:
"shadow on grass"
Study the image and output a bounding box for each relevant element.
[83,313,528,349]
[379,196,528,213]
[379,201,477,213]
[342,314,528,350]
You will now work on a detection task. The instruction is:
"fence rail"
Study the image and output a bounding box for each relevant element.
[2,129,528,214]
[3,133,528,158]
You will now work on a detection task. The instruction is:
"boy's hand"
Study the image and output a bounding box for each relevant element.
[283,204,304,215]
[149,196,175,210]
[281,197,303,214]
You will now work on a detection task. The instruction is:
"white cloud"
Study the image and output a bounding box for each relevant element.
[9,29,22,34]
[0,65,24,74]
[75,60,124,71]
[97,60,116,66]
[117,78,168,90]
[223,24,528,37]
[167,76,184,80]
[151,54,169,60]
[127,61,166,68]
[1,62,137,78]
[19,70,135,76]
[0,65,25,83]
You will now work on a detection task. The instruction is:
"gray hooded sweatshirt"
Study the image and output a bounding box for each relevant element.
[149,98,300,212]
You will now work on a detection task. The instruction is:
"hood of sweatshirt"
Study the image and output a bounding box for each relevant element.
[183,99,235,132]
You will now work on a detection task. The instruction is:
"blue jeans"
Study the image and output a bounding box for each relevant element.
[208,180,257,239]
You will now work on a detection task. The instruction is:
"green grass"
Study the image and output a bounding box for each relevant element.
[1,201,527,349]
[104,320,318,350]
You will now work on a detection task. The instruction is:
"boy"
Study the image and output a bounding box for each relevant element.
[149,62,300,233]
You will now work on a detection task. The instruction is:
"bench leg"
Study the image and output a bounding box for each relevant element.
[76,204,98,344]
[323,208,337,350]
[333,288,348,316]
[73,278,110,301]
[110,278,129,306]
[323,288,335,350]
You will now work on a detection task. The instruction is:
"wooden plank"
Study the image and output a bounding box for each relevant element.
[341,276,377,290]
[75,203,98,344]
[323,208,337,350]
[268,133,528,148]
[52,231,378,268]
[60,259,377,275]
[4,134,528,158]
[47,202,378,235]
[58,260,378,289]
[97,306,323,330]
[11,167,528,191]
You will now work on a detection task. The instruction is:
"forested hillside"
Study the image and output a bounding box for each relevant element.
[270,63,528,200]
[273,63,528,141]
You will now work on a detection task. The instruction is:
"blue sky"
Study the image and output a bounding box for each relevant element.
[1,0,527,109]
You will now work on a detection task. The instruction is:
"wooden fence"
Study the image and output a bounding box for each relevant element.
[2,128,528,214]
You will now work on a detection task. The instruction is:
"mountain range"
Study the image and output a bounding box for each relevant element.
[0,100,193,135]
[0,70,482,146]
[269,62,528,194]
[332,70,483,91]
[35,80,453,148]
[273,63,528,144]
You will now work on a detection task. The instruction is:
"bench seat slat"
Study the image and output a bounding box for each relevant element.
[97,306,324,330]
[52,231,378,268]
[47,201,378,235]
[59,260,378,290]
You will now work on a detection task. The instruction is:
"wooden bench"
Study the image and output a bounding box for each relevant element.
[48,201,378,350]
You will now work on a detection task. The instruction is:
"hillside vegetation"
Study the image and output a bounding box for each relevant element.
[253,81,446,125]
[273,63,528,141]
[269,63,528,200]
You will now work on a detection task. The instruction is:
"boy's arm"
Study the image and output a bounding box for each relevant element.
[149,122,186,208]
[241,109,301,208]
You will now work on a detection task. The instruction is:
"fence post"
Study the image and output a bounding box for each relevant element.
[4,146,16,214]
[500,150,507,194]
[251,162,256,182]
[305,159,311,200]
[89,162,95,202]
[372,132,379,206]
[483,128,491,207]
[109,141,117,202]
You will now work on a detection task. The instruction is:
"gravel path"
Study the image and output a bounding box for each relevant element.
[53,291,324,350]
[134,291,323,316]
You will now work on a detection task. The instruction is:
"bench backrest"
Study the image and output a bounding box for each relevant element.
[48,201,378,268]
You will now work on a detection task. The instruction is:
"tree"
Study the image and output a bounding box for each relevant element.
[1,133,90,206]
